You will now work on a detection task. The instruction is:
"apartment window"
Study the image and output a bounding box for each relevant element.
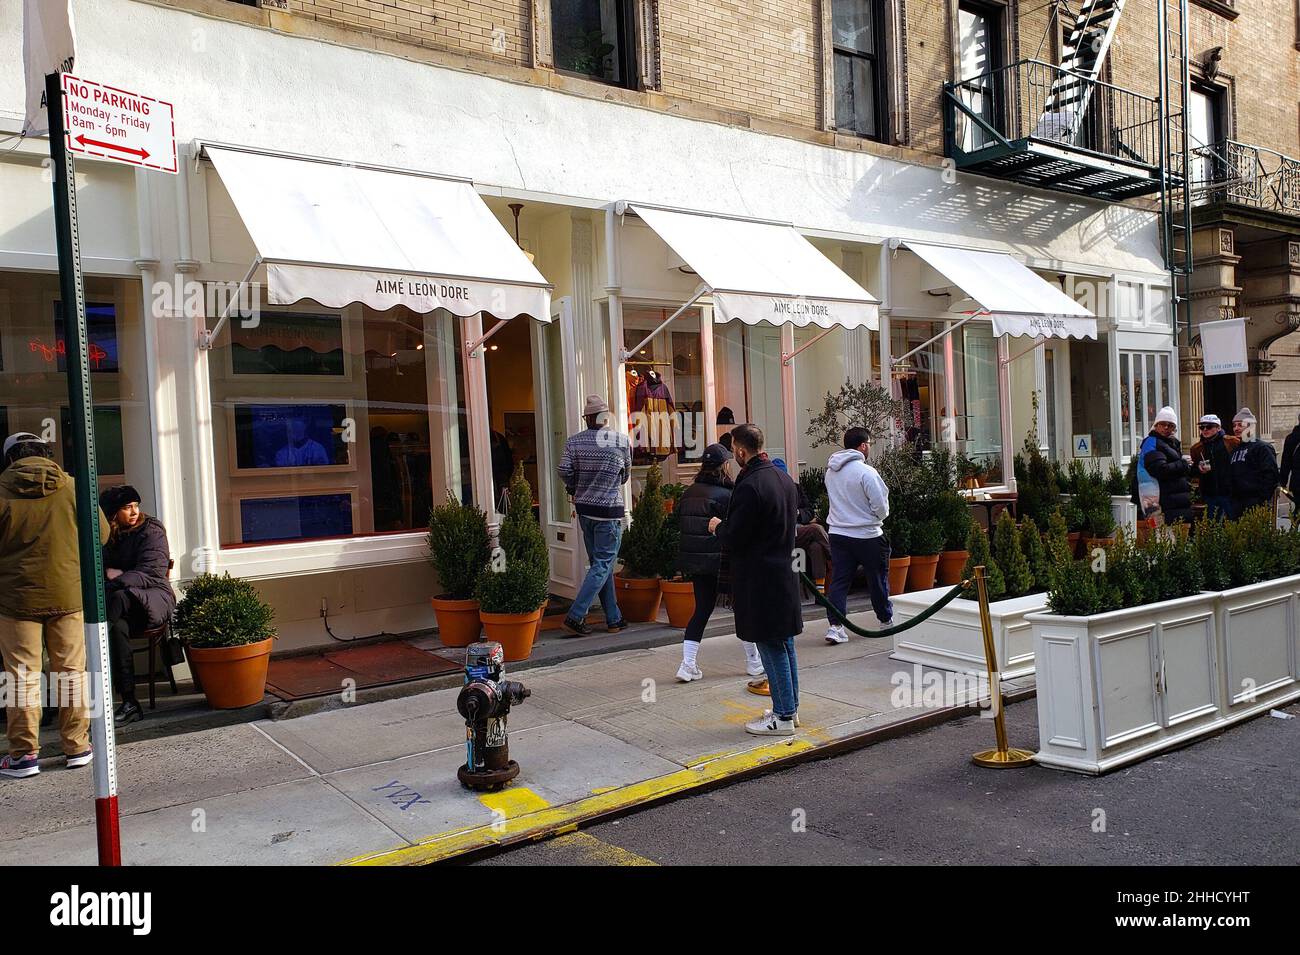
[551,0,638,88]
[956,1,1004,151]
[1188,84,1226,196]
[832,0,888,140]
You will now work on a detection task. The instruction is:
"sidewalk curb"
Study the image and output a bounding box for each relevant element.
[340,686,1038,866]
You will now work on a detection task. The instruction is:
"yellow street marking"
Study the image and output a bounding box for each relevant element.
[547,831,658,866]
[589,786,618,795]
[478,787,550,817]
[341,736,815,866]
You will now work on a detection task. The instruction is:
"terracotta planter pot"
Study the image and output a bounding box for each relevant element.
[659,579,696,629]
[615,575,663,623]
[430,596,482,648]
[480,606,546,662]
[888,556,912,595]
[907,554,941,592]
[1084,536,1116,554]
[187,637,273,710]
[936,549,969,586]
[1067,531,1085,558]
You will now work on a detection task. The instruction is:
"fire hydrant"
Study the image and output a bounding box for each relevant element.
[456,641,530,791]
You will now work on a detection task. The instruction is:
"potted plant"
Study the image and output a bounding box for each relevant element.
[885,514,912,595]
[907,518,944,591]
[616,462,667,622]
[657,493,696,629]
[935,489,973,585]
[173,572,276,710]
[960,524,1005,601]
[427,492,492,647]
[992,510,1035,599]
[956,451,984,490]
[476,464,550,661]
[1076,464,1117,551]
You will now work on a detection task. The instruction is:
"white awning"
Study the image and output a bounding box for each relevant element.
[205,146,551,320]
[902,240,1096,340]
[630,204,879,330]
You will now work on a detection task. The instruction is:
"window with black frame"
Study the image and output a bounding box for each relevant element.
[832,0,888,140]
[956,0,1004,152]
[551,0,638,88]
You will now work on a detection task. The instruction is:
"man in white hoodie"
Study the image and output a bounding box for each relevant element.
[823,427,892,644]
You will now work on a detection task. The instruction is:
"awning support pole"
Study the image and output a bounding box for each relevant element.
[1000,337,1047,366]
[465,316,512,358]
[199,256,261,349]
[619,285,709,361]
[894,313,979,365]
[782,326,837,366]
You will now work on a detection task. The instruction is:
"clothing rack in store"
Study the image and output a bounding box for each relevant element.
[625,360,671,367]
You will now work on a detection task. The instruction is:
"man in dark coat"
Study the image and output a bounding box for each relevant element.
[1229,408,1280,518]
[708,424,803,736]
[672,444,764,683]
[1131,406,1193,526]
[1276,413,1300,511]
[100,485,176,723]
[1189,414,1238,521]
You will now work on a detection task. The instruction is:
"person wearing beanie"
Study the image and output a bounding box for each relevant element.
[1131,406,1193,526]
[99,485,176,723]
[0,433,109,779]
[1189,413,1239,521]
[1229,408,1279,518]
[558,394,632,637]
[672,443,765,684]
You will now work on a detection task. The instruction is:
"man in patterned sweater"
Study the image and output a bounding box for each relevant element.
[558,395,633,636]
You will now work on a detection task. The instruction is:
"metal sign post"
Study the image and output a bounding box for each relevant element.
[44,71,120,865]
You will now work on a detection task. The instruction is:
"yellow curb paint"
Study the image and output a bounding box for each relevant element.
[589,786,618,795]
[548,831,659,866]
[340,736,817,866]
[478,787,550,817]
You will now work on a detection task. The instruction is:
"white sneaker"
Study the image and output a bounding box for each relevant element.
[825,624,848,645]
[765,707,801,728]
[676,662,704,683]
[745,712,796,736]
[745,661,766,678]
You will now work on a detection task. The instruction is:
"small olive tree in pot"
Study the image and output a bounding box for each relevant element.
[174,573,276,710]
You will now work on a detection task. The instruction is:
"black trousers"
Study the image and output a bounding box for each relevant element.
[683,573,719,644]
[106,589,145,703]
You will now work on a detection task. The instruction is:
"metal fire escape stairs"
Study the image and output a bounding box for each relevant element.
[1157,0,1194,347]
[1032,0,1126,145]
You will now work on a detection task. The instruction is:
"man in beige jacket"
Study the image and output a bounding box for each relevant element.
[0,432,110,779]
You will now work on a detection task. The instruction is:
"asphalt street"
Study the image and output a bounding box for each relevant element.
[470,698,1300,866]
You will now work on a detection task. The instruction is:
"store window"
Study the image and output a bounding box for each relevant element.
[621,306,705,481]
[551,0,638,88]
[0,274,151,499]
[208,303,469,546]
[1069,334,1112,458]
[1119,350,1172,458]
[832,0,888,140]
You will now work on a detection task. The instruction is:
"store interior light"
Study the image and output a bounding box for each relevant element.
[416,343,424,351]
[490,344,499,351]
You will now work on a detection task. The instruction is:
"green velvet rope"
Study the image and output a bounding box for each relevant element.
[800,573,969,639]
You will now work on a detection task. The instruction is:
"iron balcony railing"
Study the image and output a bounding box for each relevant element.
[1187,139,1300,216]
[944,59,1162,171]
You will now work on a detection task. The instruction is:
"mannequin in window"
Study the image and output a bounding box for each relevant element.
[632,368,675,458]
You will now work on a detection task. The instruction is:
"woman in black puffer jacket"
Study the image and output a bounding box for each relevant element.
[673,444,764,683]
[1130,408,1193,526]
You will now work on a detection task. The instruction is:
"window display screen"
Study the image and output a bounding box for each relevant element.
[60,405,125,477]
[233,403,350,470]
[239,493,354,544]
[52,302,119,373]
[231,312,345,376]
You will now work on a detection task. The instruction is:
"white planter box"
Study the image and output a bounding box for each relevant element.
[891,587,1047,679]
[1111,495,1137,535]
[1216,573,1300,717]
[1030,575,1300,774]
[1029,593,1221,775]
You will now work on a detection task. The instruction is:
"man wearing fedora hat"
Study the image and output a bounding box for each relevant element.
[558,395,633,637]
[0,432,109,779]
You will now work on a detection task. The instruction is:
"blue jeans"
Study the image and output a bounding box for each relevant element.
[1204,495,1231,522]
[570,516,624,624]
[755,637,799,720]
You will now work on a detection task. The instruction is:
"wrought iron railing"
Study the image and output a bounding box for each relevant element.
[944,59,1162,170]
[1187,139,1300,215]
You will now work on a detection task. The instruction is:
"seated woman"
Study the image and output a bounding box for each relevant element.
[99,486,176,723]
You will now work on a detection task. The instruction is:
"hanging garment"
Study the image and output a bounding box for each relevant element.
[632,372,675,457]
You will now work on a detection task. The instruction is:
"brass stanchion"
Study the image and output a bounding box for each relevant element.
[971,565,1035,768]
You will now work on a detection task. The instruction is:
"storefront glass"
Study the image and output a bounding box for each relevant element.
[1069,334,1112,458]
[621,306,705,482]
[208,303,468,546]
[0,273,153,500]
[1119,349,1172,458]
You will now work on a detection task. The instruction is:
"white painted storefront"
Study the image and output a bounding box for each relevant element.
[0,0,1175,651]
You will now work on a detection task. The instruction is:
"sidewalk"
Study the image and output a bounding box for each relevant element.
[0,613,1030,866]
